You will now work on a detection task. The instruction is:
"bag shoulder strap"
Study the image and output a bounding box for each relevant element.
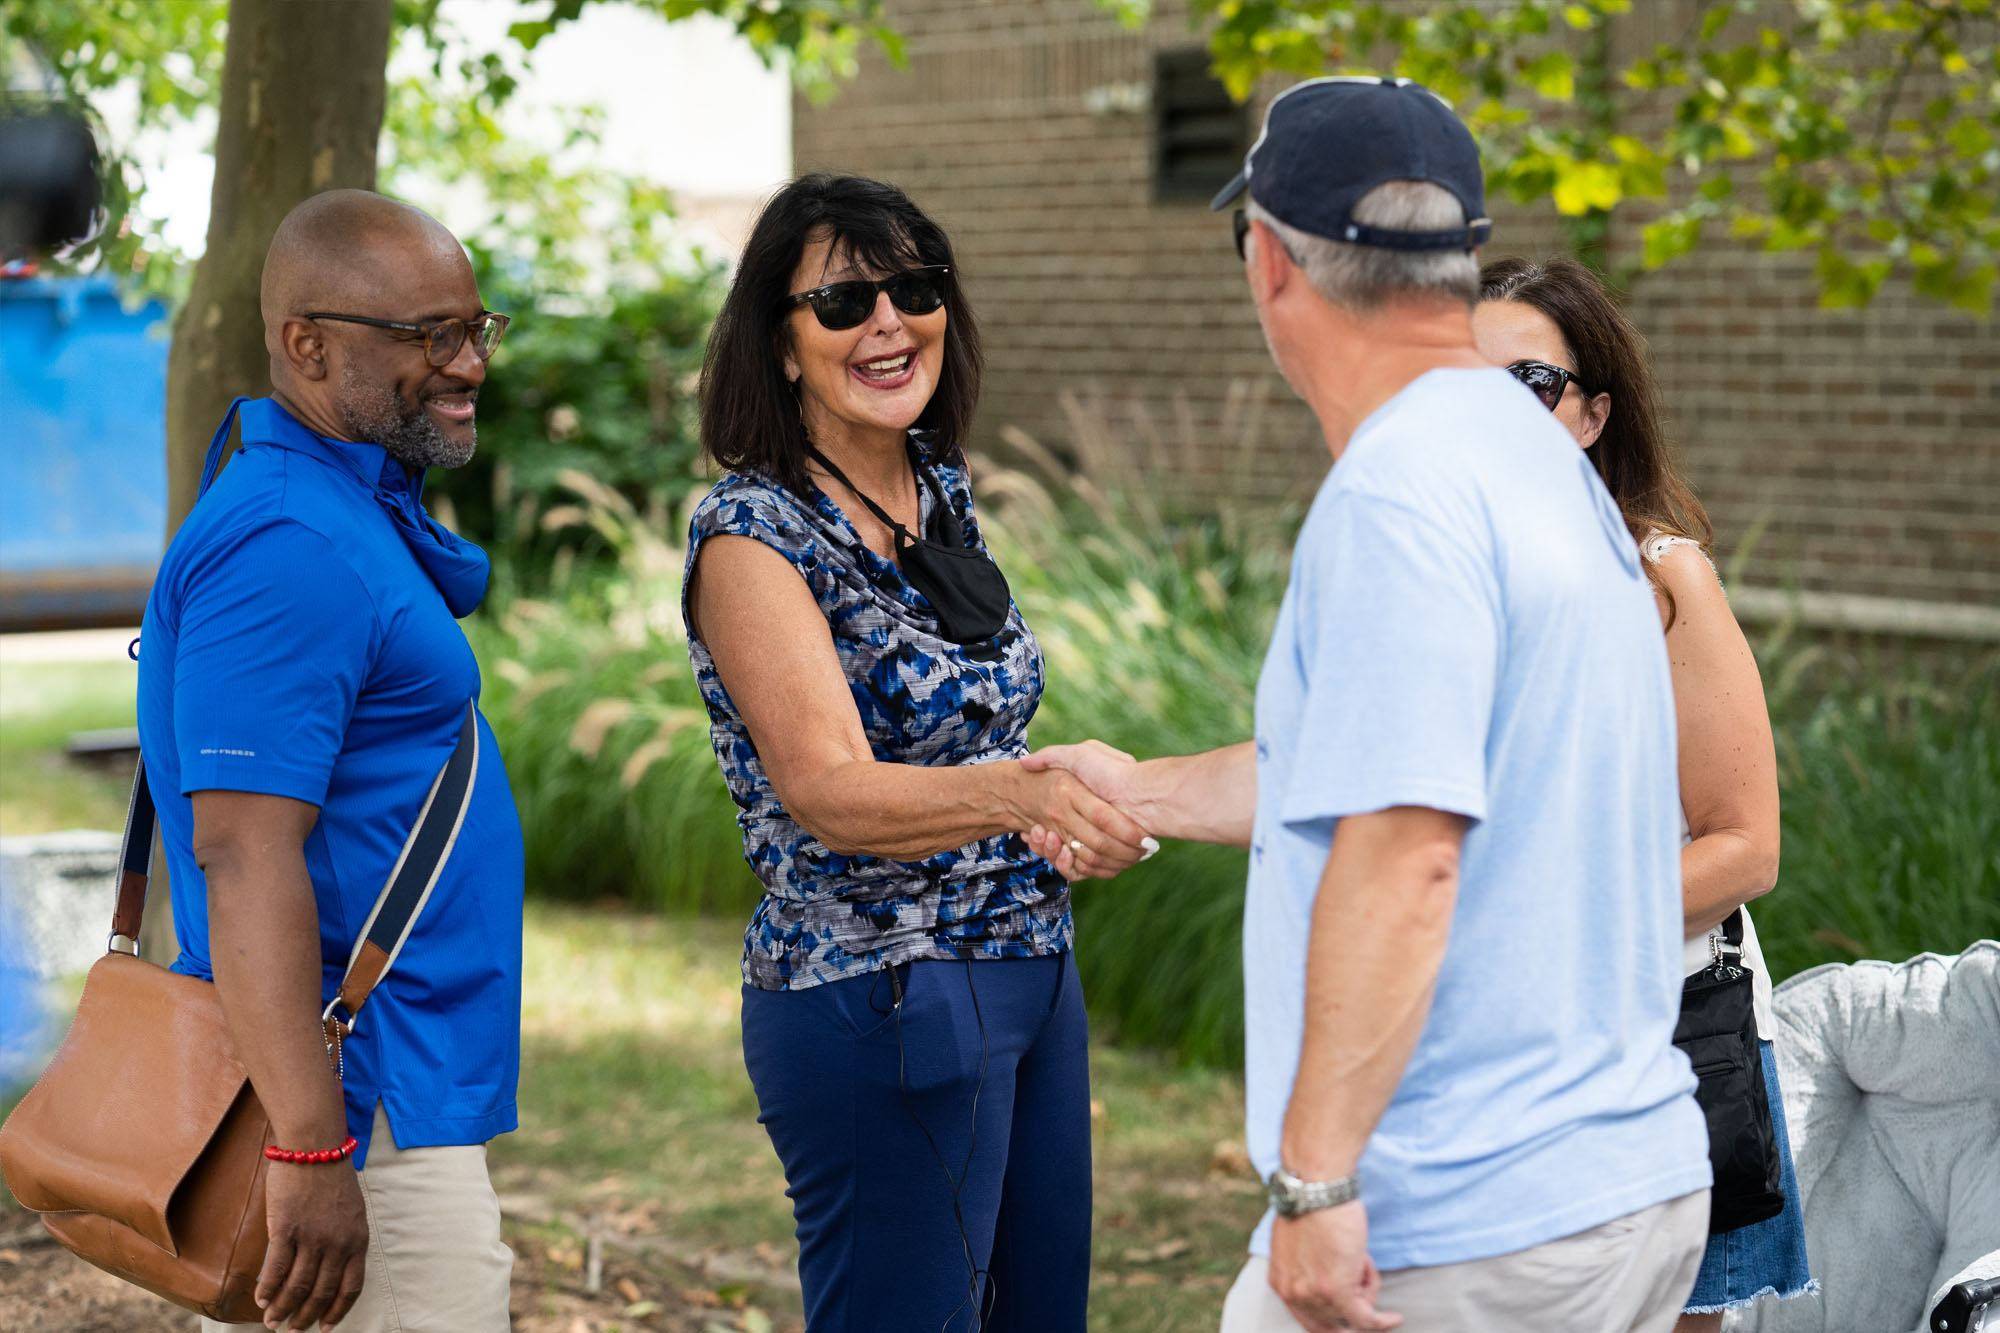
[111,702,481,1040]
[328,703,480,1028]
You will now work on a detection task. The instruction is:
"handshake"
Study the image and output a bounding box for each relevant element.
[1015,740,1164,882]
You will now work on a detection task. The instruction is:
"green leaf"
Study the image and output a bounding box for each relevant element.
[1948,264,1996,315]
[1523,50,1576,101]
[1946,119,1994,158]
[1815,248,1892,309]
[1552,159,1621,215]
[873,24,908,69]
[506,20,554,49]
[1912,256,1958,300]
[1607,134,1651,164]
[1641,215,1703,268]
[1719,120,1757,159]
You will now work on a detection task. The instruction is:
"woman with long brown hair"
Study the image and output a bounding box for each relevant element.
[1474,256,1815,1327]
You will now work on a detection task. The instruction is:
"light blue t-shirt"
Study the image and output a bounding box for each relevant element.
[1244,367,1709,1270]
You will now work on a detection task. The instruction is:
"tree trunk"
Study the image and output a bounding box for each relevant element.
[164,0,394,528]
[147,0,393,965]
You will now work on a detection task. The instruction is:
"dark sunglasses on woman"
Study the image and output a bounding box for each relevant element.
[784,264,951,331]
[1506,359,1590,411]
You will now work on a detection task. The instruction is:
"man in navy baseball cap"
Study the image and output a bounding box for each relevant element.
[1216,73,1711,1333]
[1210,75,1491,253]
[1030,73,1715,1333]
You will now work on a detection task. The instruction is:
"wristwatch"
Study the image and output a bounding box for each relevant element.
[1266,1165,1360,1218]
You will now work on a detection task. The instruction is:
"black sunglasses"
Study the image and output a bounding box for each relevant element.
[1506,359,1590,411]
[1231,209,1299,263]
[306,310,510,368]
[784,264,951,331]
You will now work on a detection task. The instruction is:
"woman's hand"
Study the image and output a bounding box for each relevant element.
[1013,742,1159,881]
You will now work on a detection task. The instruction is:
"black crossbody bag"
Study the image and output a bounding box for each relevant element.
[1673,909,1785,1234]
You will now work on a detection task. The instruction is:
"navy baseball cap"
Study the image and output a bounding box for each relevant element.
[1210,76,1492,252]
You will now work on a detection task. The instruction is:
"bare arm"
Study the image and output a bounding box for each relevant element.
[692,534,1148,874]
[194,790,367,1330]
[1280,806,1465,1179]
[1653,546,1780,939]
[1261,806,1463,1333]
[1024,740,1256,848]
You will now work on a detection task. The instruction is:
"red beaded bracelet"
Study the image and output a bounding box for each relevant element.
[264,1135,359,1165]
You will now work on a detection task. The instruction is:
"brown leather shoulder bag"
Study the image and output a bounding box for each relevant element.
[0,703,479,1321]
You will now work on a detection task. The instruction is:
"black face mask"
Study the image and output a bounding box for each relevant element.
[808,445,1013,645]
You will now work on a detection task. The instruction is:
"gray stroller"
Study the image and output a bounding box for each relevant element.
[1734,942,2000,1333]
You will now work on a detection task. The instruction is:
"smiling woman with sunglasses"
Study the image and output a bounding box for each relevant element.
[1474,257,1814,1331]
[680,174,1148,1332]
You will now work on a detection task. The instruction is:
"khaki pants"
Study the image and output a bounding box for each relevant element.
[1221,1190,1709,1333]
[201,1106,512,1333]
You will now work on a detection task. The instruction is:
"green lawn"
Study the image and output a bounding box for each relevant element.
[0,656,133,836]
[505,904,1263,1331]
[0,655,1262,1330]
[3,904,1260,1331]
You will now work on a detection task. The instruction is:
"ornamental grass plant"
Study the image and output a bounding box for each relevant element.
[474,403,1999,1067]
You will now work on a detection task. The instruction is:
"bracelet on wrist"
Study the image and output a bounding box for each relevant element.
[264,1135,359,1165]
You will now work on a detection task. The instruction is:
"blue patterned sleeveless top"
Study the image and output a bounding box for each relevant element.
[681,446,1071,990]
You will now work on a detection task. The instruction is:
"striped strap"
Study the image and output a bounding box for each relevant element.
[328,703,480,1029]
[111,701,480,1041]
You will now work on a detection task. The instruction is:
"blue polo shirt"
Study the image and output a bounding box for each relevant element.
[135,396,524,1168]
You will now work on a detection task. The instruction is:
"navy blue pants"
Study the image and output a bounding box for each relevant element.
[741,952,1092,1333]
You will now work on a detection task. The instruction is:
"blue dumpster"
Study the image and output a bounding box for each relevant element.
[0,274,169,630]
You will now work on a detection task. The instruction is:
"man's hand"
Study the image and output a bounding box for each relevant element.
[1025,739,1258,850]
[1019,741,1159,878]
[1022,740,1141,807]
[1013,758,1154,881]
[194,789,365,1329]
[256,1162,368,1330]
[1268,1201,1401,1332]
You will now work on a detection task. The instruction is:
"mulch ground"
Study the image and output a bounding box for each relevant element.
[0,1216,803,1332]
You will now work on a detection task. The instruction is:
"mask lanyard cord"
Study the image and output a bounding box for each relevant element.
[806,445,928,548]
[198,396,251,498]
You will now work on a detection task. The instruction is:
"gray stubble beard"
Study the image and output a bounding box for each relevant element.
[336,361,477,471]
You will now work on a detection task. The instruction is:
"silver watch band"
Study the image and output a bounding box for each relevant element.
[1267,1166,1360,1217]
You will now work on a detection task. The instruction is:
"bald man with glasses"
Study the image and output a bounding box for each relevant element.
[137,189,524,1332]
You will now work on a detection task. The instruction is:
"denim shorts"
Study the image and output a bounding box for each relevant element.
[1685,1039,1817,1312]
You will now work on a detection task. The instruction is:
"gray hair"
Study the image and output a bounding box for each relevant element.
[1246,181,1481,311]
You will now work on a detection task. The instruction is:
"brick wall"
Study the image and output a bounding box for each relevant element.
[791,0,2000,622]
